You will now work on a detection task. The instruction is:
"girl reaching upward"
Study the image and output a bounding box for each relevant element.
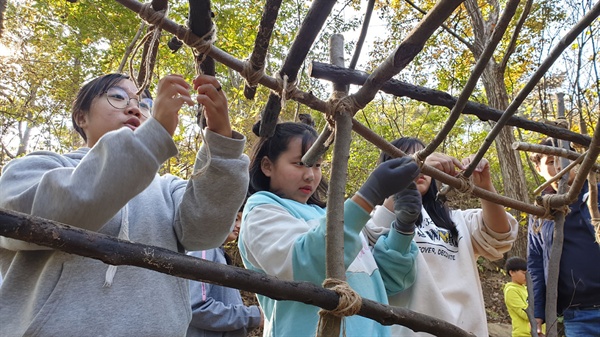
[364,137,518,337]
[238,118,422,337]
[0,73,249,336]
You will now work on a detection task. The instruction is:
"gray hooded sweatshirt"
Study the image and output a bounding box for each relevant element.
[0,118,249,337]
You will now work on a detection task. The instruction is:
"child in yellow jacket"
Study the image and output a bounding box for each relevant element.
[503,257,531,337]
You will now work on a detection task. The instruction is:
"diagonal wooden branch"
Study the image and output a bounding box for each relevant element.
[113,0,581,215]
[462,0,600,178]
[544,112,600,208]
[305,0,466,165]
[532,151,586,195]
[418,0,521,159]
[308,61,593,147]
[259,0,338,135]
[278,0,336,83]
[242,0,283,99]
[351,0,466,109]
[0,208,476,337]
[512,142,600,172]
[351,119,548,216]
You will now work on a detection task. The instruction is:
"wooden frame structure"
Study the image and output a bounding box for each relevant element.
[1,0,600,336]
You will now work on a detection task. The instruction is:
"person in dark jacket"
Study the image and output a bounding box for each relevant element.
[528,138,600,336]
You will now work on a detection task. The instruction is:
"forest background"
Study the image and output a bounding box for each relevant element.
[0,0,598,331]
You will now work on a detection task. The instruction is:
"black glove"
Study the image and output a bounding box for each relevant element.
[392,181,422,234]
[356,157,420,207]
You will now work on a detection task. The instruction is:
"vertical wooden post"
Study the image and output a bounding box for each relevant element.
[317,34,350,337]
[544,92,567,337]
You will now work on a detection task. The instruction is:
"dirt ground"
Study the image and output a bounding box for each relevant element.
[479,259,513,337]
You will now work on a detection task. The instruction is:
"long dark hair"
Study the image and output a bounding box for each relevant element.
[378,137,458,237]
[248,118,327,207]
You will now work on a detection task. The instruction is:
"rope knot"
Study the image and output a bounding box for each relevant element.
[318,278,362,318]
[274,73,298,108]
[535,194,570,220]
[324,96,359,128]
[181,26,217,70]
[410,153,425,169]
[241,57,265,88]
[138,3,167,26]
[455,173,474,194]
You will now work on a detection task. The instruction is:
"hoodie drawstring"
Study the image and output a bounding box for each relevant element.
[104,204,130,287]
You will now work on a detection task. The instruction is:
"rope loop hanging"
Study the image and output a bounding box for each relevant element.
[130,2,168,95]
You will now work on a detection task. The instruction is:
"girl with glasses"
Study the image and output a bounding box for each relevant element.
[0,73,249,336]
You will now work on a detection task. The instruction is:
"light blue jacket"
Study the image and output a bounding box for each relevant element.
[238,191,418,337]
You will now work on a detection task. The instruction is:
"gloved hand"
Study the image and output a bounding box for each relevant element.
[392,181,422,234]
[356,157,420,207]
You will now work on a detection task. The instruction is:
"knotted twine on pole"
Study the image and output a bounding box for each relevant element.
[316,278,363,337]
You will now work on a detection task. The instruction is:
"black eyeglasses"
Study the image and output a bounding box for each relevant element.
[102,86,153,118]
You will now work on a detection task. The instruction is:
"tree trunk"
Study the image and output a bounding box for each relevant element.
[482,63,530,258]
[464,0,529,259]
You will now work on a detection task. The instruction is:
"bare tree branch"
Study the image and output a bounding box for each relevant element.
[403,0,474,52]
[349,0,376,69]
[419,0,520,158]
[500,0,533,71]
[118,22,146,73]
